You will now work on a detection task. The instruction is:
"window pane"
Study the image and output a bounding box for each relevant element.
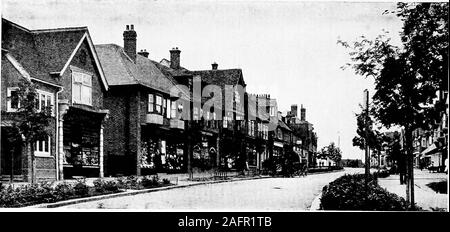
[40,94,46,111]
[10,90,19,109]
[74,72,83,83]
[156,96,162,105]
[166,100,171,118]
[73,84,81,103]
[81,86,92,105]
[148,104,154,112]
[83,74,92,86]
[156,105,161,113]
[45,138,49,152]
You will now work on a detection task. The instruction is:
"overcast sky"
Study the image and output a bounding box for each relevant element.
[2,0,405,160]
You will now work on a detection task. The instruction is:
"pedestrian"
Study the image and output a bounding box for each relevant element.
[398,154,406,185]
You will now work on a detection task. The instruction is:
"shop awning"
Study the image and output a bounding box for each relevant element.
[421,144,437,156]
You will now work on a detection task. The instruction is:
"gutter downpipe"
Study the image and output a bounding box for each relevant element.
[55,87,64,181]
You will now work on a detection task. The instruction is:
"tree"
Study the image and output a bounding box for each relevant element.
[319,142,342,165]
[352,111,387,168]
[6,79,53,183]
[338,3,448,208]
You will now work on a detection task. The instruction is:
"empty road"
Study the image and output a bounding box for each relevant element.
[61,168,363,210]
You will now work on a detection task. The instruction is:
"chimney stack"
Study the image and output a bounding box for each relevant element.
[138,49,149,58]
[170,47,181,69]
[291,104,298,117]
[212,62,218,70]
[300,104,306,121]
[123,24,137,62]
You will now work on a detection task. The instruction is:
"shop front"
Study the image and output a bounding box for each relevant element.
[191,131,218,172]
[62,107,107,178]
[140,125,187,174]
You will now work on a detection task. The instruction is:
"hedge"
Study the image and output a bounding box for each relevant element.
[320,174,412,211]
[0,175,172,208]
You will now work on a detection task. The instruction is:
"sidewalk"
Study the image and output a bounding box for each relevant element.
[378,169,448,211]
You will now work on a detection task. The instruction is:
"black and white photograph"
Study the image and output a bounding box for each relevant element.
[0,0,448,216]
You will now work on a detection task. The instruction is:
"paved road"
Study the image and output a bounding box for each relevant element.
[61,168,363,210]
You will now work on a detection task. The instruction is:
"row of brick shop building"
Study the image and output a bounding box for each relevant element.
[1,19,317,182]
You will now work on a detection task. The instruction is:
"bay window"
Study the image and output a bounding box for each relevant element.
[148,93,165,115]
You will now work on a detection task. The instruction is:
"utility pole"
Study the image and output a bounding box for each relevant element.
[363,89,370,181]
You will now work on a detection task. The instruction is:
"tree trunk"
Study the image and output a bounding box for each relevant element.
[404,127,415,209]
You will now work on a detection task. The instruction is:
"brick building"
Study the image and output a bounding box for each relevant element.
[95,25,190,176]
[1,18,109,181]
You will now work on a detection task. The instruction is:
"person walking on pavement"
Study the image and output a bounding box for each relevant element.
[399,153,406,185]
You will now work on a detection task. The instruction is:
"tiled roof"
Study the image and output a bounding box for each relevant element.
[189,69,245,87]
[95,44,189,99]
[279,119,292,132]
[1,18,107,89]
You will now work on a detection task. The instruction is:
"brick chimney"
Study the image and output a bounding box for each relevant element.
[123,24,137,62]
[138,49,149,58]
[290,104,298,117]
[170,47,181,69]
[300,104,306,121]
[212,62,218,70]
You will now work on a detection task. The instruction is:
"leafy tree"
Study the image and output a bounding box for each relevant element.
[318,142,342,165]
[352,110,388,167]
[338,3,448,208]
[6,79,53,183]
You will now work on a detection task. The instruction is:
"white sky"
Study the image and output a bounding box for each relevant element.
[1,0,405,160]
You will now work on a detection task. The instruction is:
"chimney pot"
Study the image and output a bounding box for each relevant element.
[130,24,134,30]
[138,49,149,58]
[212,62,218,70]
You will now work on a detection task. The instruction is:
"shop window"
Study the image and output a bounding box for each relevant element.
[35,136,50,156]
[72,71,92,106]
[6,87,20,112]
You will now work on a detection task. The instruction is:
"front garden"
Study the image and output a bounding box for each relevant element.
[0,175,172,208]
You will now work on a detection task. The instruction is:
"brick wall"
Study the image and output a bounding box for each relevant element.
[103,86,142,176]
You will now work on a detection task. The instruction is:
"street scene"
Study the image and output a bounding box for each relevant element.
[0,1,448,212]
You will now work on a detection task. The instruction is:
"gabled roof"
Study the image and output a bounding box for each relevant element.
[1,18,108,90]
[95,44,189,100]
[189,69,245,87]
[279,119,292,132]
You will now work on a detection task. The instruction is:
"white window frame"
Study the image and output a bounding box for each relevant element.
[35,136,51,157]
[36,89,54,116]
[72,71,92,106]
[148,94,154,113]
[6,87,20,112]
